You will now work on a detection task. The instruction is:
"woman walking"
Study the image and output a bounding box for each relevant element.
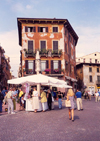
[67,88,75,122]
[47,89,52,110]
[40,88,47,112]
[57,91,63,109]
[32,87,39,113]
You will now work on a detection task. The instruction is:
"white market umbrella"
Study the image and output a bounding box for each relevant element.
[7,74,66,85]
[43,82,72,88]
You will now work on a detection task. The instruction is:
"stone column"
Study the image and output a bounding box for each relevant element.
[35,51,41,95]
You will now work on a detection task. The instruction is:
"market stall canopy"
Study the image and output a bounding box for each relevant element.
[43,82,72,88]
[7,74,67,85]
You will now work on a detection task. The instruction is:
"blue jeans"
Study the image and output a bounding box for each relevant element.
[58,99,62,109]
[0,100,2,112]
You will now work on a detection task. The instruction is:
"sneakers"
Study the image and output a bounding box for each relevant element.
[11,112,15,114]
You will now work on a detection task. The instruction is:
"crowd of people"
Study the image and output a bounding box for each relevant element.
[0,86,64,114]
[0,86,100,122]
[83,90,100,102]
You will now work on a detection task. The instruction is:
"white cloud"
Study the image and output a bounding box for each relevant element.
[76,26,100,57]
[0,30,20,77]
[26,5,32,9]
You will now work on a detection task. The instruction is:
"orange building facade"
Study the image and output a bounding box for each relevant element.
[17,18,78,88]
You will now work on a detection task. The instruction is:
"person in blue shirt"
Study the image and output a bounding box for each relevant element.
[98,90,100,101]
[76,89,83,111]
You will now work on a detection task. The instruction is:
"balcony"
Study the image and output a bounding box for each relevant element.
[24,49,36,58]
[42,69,64,77]
[24,49,62,58]
[51,50,62,57]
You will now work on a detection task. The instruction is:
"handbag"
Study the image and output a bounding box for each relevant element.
[65,100,71,107]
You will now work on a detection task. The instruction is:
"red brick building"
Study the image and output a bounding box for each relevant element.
[17,18,78,88]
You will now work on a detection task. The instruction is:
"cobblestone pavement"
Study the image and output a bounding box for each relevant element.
[0,97,100,141]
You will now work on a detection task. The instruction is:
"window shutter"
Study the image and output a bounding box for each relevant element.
[25,26,28,32]
[41,41,46,50]
[46,27,48,32]
[33,60,36,74]
[46,60,49,68]
[58,60,61,72]
[53,41,58,51]
[25,60,28,74]
[38,27,40,32]
[51,60,53,74]
[28,41,33,52]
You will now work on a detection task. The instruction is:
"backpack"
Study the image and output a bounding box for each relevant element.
[0,93,4,101]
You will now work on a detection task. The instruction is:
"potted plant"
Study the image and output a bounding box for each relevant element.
[28,69,33,74]
[45,69,51,74]
[58,49,62,57]
[42,71,46,75]
[54,68,59,73]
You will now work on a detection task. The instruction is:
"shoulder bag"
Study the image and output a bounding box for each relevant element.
[65,99,71,107]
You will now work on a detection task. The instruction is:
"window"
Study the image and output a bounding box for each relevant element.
[28,61,33,74]
[38,27,48,33]
[41,61,46,72]
[95,59,97,63]
[53,41,58,51]
[65,43,67,53]
[89,75,92,82]
[89,67,92,72]
[65,29,67,36]
[25,26,36,32]
[69,34,72,42]
[97,76,100,82]
[28,41,33,52]
[53,27,58,32]
[73,40,76,46]
[90,58,92,63]
[97,68,99,73]
[53,61,58,69]
[40,41,46,50]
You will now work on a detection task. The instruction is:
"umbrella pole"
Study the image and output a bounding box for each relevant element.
[37,84,40,96]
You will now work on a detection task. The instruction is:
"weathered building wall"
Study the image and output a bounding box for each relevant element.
[83,64,100,92]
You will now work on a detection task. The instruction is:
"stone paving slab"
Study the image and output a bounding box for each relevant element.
[0,97,100,141]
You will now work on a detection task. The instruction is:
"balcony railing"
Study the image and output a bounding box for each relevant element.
[24,49,62,58]
[24,49,36,57]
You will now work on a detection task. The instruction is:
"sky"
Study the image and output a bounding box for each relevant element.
[0,0,100,77]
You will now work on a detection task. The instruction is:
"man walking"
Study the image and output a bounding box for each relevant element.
[4,88,15,114]
[12,87,17,111]
[76,89,83,111]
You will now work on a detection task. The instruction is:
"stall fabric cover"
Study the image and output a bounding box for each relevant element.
[7,74,67,85]
[43,82,72,88]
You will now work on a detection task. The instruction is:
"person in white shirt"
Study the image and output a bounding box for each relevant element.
[32,87,39,113]
[88,90,92,101]
[95,91,99,102]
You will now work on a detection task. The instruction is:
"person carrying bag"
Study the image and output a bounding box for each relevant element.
[66,89,75,122]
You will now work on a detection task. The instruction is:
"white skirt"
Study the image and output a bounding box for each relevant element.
[32,97,39,109]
